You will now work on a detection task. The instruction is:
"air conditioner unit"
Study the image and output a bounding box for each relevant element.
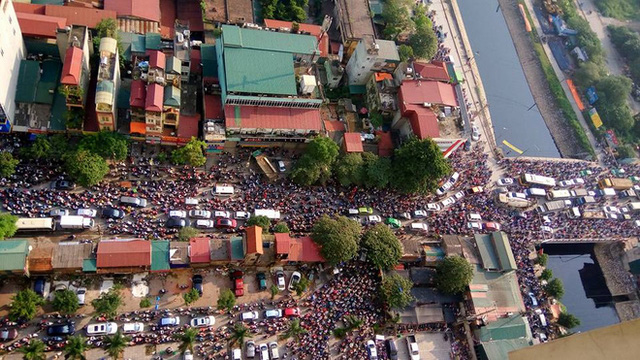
[156,77,165,84]
[423,102,432,108]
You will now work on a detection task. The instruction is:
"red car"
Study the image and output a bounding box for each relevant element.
[484,222,502,231]
[232,270,244,297]
[216,218,237,229]
[284,307,300,318]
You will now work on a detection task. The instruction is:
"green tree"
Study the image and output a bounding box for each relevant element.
[52,289,80,314]
[382,0,413,40]
[291,137,339,186]
[540,268,553,281]
[293,276,310,296]
[557,312,581,329]
[536,253,549,266]
[391,137,451,194]
[246,216,271,230]
[617,145,636,159]
[183,288,200,306]
[608,25,640,58]
[177,226,200,241]
[63,149,109,187]
[139,298,152,308]
[333,153,364,186]
[379,273,415,309]
[217,289,236,311]
[78,131,128,161]
[18,339,46,360]
[279,318,307,341]
[9,289,44,321]
[369,111,384,128]
[230,323,252,346]
[544,278,565,299]
[64,335,88,360]
[103,332,129,360]
[0,213,18,240]
[270,284,279,299]
[171,137,207,167]
[435,256,474,295]
[21,136,51,160]
[49,134,73,161]
[361,224,402,271]
[273,222,290,233]
[178,328,198,354]
[573,61,605,88]
[362,152,391,188]
[410,20,438,60]
[91,289,122,318]
[398,44,414,62]
[311,215,362,266]
[0,151,19,178]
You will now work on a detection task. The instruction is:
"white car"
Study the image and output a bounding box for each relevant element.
[275,271,286,291]
[426,203,441,211]
[190,316,215,328]
[214,211,232,219]
[169,210,187,218]
[496,178,514,186]
[366,339,378,360]
[288,271,301,292]
[86,322,118,336]
[558,179,575,187]
[441,197,456,207]
[241,311,259,321]
[76,287,86,305]
[603,206,620,214]
[122,322,145,334]
[453,191,465,200]
[194,219,215,229]
[605,213,619,220]
[573,178,585,185]
[264,309,283,319]
[507,192,527,200]
[50,209,70,217]
[467,222,482,230]
[436,183,451,196]
[540,226,553,233]
[189,210,211,219]
[413,210,428,218]
[259,343,269,360]
[77,209,97,218]
[234,211,251,220]
[367,215,382,224]
[471,125,480,141]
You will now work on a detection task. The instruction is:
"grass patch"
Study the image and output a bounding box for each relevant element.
[595,0,640,20]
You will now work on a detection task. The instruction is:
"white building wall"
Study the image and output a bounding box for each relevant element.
[345,40,376,86]
[0,0,25,132]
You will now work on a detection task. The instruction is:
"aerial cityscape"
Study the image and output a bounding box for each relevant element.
[0,0,640,359]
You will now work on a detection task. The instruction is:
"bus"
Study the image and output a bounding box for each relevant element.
[546,190,571,200]
[16,217,55,232]
[519,173,556,187]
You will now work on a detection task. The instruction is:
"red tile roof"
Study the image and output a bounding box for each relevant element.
[274,233,291,255]
[159,0,176,39]
[263,19,329,57]
[148,50,166,69]
[245,226,263,255]
[204,94,224,120]
[97,240,151,268]
[60,46,83,85]
[44,5,116,29]
[375,130,393,157]
[408,108,440,139]
[13,3,45,14]
[324,120,345,132]
[289,236,324,263]
[130,80,146,108]
[225,105,322,131]
[413,61,450,82]
[190,49,202,75]
[399,80,457,108]
[178,114,200,139]
[104,0,161,22]
[145,83,163,112]
[176,0,203,32]
[343,132,364,152]
[189,237,210,263]
[16,12,66,39]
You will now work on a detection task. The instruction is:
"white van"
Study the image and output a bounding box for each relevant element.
[213,184,234,196]
[568,207,581,219]
[467,213,482,222]
[525,188,547,197]
[231,348,242,360]
[254,209,281,220]
[277,161,286,172]
[268,342,279,359]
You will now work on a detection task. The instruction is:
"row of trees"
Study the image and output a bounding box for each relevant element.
[291,136,451,195]
[382,0,438,60]
[260,0,307,23]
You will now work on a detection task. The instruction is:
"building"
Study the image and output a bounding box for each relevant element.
[189,237,210,266]
[0,239,29,274]
[244,226,263,265]
[365,72,397,116]
[345,36,399,87]
[150,240,170,272]
[15,12,65,39]
[28,245,54,274]
[43,5,116,29]
[51,242,93,273]
[96,239,151,273]
[274,233,325,264]
[57,25,92,109]
[104,0,161,35]
[95,37,121,131]
[342,132,363,153]
[508,318,640,360]
[13,59,62,132]
[263,19,330,58]
[0,0,26,133]
[202,0,254,24]
[333,0,376,58]
[474,315,533,360]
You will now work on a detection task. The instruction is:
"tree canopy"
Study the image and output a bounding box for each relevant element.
[0,151,19,178]
[172,137,207,167]
[361,224,403,271]
[398,44,415,62]
[435,256,474,295]
[9,289,44,321]
[0,213,18,240]
[379,272,415,309]
[64,149,109,187]
[178,328,198,354]
[217,289,236,311]
[103,332,129,360]
[78,131,128,161]
[260,0,308,23]
[333,153,364,186]
[177,226,200,241]
[311,215,362,266]
[18,339,46,360]
[544,278,565,299]
[361,152,392,188]
[52,289,80,314]
[391,137,451,194]
[183,288,200,306]
[382,0,413,40]
[409,14,438,60]
[91,289,122,318]
[291,137,339,186]
[64,335,88,360]
[557,312,581,329]
[596,75,635,133]
[246,215,271,230]
[273,222,290,233]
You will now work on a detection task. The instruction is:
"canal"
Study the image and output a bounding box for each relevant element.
[457,0,560,158]
[542,244,620,332]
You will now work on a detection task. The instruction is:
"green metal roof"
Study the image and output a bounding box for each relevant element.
[201,44,217,78]
[230,237,244,261]
[166,56,181,74]
[119,32,146,59]
[36,60,62,105]
[349,85,367,94]
[163,85,181,107]
[118,88,131,110]
[224,47,296,96]
[477,339,530,360]
[31,0,64,4]
[151,241,170,272]
[491,232,517,272]
[97,80,114,94]
[82,258,97,272]
[221,24,318,55]
[25,39,60,58]
[145,33,161,50]
[0,240,29,271]
[475,234,500,271]
[470,266,524,312]
[49,92,67,131]
[15,60,39,104]
[475,315,529,342]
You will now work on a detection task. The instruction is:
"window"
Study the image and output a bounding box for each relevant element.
[2,1,8,13]
[8,15,12,24]
[1,48,4,57]
[13,28,15,36]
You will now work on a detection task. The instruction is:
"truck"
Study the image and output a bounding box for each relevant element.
[582,210,606,219]
[406,335,420,360]
[569,188,589,198]
[575,196,596,205]
[252,151,278,181]
[628,202,640,213]
[542,200,571,213]
[497,193,533,208]
[598,177,633,190]
[59,215,94,230]
[597,188,616,197]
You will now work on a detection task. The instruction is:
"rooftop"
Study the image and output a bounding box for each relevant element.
[148,50,166,69]
[399,80,458,108]
[60,46,83,86]
[274,233,325,262]
[263,19,329,57]
[474,315,531,342]
[189,237,210,263]
[145,83,164,112]
[343,132,364,152]
[96,240,151,268]
[245,226,264,255]
[407,108,440,139]
[225,105,322,131]
[164,85,181,107]
[104,0,161,22]
[200,44,217,78]
[221,24,318,55]
[52,242,93,269]
[16,12,66,38]
[209,239,229,262]
[224,47,297,96]
[44,5,116,29]
[130,79,146,108]
[469,265,525,322]
[413,61,450,82]
[150,240,170,272]
[0,240,29,272]
[335,0,375,40]
[177,114,200,139]
[474,232,517,272]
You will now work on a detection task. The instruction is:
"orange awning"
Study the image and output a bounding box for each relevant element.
[375,72,393,82]
[130,122,146,135]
